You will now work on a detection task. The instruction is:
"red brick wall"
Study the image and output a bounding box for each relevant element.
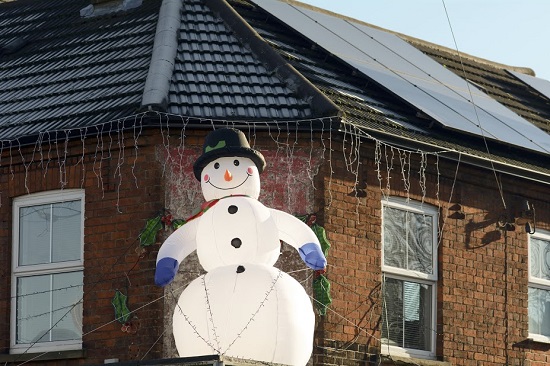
[0,130,166,365]
[81,132,165,364]
[314,139,550,366]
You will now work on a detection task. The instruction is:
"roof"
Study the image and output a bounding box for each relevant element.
[157,0,337,120]
[0,0,164,141]
[0,0,334,143]
[0,0,549,181]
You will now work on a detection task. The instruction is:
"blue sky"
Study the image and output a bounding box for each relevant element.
[297,0,550,81]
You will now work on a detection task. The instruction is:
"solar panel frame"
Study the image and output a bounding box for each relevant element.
[507,70,550,102]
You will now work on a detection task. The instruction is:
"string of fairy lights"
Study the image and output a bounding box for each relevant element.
[2,0,537,360]
[0,110,514,366]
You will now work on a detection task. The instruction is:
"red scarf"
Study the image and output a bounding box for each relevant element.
[184,195,249,223]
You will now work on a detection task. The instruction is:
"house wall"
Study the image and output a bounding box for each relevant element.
[314,137,550,366]
[0,130,167,365]
[2,126,549,366]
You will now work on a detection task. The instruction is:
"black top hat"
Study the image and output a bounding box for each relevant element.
[193,128,266,180]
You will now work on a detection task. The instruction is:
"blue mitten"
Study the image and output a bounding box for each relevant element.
[155,257,179,287]
[299,242,327,270]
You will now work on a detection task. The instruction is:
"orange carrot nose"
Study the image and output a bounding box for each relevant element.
[224,169,232,181]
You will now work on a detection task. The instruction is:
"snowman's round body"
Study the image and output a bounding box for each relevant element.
[173,264,314,365]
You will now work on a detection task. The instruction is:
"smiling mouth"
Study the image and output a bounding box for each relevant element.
[207,173,251,190]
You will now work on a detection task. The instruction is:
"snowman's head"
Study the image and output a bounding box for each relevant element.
[200,156,261,201]
[194,128,266,201]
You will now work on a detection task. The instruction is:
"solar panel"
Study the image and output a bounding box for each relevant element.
[507,70,550,102]
[252,0,550,154]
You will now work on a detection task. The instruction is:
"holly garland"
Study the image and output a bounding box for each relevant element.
[296,214,332,316]
[139,209,185,248]
[112,290,131,323]
[112,289,140,333]
[138,215,162,247]
[112,290,141,333]
[112,210,184,330]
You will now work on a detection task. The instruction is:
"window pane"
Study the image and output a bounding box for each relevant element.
[52,200,81,262]
[407,212,433,274]
[383,206,433,275]
[19,204,51,266]
[382,278,432,351]
[381,277,404,347]
[531,238,550,280]
[383,207,407,270]
[19,200,82,266]
[16,275,50,344]
[52,272,83,341]
[16,272,83,344]
[529,287,550,337]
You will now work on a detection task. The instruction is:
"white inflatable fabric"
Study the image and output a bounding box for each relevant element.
[173,264,314,366]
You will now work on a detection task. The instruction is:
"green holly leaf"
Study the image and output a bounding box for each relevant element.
[311,223,330,257]
[139,215,163,247]
[295,214,308,223]
[295,214,332,315]
[171,219,186,230]
[313,274,332,315]
[112,290,131,323]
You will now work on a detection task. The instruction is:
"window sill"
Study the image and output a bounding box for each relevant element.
[512,338,550,351]
[0,349,85,363]
[527,335,550,344]
[381,355,451,366]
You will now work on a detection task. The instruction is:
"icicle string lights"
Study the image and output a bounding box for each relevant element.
[221,269,284,356]
[1,111,470,362]
[202,275,222,353]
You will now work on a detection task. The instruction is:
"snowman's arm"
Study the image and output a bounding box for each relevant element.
[270,209,327,270]
[154,219,199,286]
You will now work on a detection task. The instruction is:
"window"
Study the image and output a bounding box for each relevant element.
[381,197,437,358]
[11,190,84,354]
[528,229,550,342]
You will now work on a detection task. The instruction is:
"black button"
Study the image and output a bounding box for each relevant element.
[228,205,238,214]
[231,238,242,248]
[237,265,245,273]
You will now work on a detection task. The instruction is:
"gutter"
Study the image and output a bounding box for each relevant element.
[202,0,341,119]
[140,0,183,111]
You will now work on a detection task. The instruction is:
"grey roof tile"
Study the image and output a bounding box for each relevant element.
[0,0,162,141]
[166,0,316,120]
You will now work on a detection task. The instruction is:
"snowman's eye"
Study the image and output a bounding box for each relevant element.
[214,162,220,169]
[233,160,240,166]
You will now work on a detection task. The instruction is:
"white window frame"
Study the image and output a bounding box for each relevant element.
[528,229,550,343]
[381,197,438,359]
[10,189,84,354]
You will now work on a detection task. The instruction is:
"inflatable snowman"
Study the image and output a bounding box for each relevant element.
[155,128,326,366]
